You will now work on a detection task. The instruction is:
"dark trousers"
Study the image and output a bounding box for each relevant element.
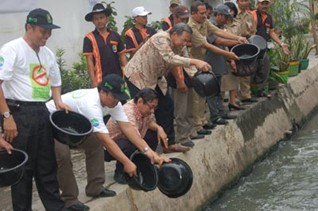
[104,130,158,173]
[125,78,176,145]
[207,76,225,122]
[7,103,65,211]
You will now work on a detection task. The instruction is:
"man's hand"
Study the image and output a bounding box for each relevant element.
[281,43,290,55]
[55,102,72,113]
[230,60,237,72]
[3,116,18,143]
[193,59,211,72]
[153,153,170,165]
[123,160,137,177]
[157,126,168,148]
[176,80,188,93]
[238,36,248,44]
[0,137,13,154]
[227,52,239,61]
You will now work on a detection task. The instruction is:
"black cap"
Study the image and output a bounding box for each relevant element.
[214,4,232,17]
[26,8,60,29]
[85,3,112,22]
[98,74,131,101]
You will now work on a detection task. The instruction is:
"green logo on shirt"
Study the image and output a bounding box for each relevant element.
[91,118,99,127]
[0,56,4,68]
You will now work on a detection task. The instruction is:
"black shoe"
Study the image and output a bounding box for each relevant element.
[190,134,205,140]
[241,97,258,103]
[197,129,212,135]
[203,122,216,130]
[88,188,117,198]
[181,141,195,147]
[228,103,245,111]
[114,172,127,184]
[66,202,90,211]
[213,117,228,125]
[222,113,237,120]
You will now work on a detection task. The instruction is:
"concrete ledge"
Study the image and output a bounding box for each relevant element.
[82,56,318,211]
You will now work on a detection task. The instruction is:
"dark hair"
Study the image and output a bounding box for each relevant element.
[169,23,193,36]
[224,2,238,18]
[133,88,158,104]
[205,3,213,11]
[191,1,205,13]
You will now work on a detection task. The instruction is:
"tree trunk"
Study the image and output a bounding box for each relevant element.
[310,0,318,54]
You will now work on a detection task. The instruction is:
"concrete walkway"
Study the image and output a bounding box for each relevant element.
[1,52,318,211]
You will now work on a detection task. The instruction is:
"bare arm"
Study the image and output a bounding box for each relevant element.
[202,41,238,60]
[0,81,17,142]
[269,29,289,54]
[95,132,137,176]
[213,28,247,43]
[85,55,97,88]
[119,52,128,67]
[51,86,71,111]
[118,121,157,162]
[148,121,168,148]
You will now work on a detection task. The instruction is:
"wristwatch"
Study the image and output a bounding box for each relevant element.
[142,147,150,154]
[3,111,11,119]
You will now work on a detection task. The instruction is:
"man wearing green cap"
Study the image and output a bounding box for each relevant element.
[46,74,166,210]
[0,8,69,211]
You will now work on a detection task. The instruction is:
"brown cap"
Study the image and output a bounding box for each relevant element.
[174,5,190,19]
[170,0,181,6]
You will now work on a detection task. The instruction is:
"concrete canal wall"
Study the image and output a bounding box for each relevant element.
[83,56,318,211]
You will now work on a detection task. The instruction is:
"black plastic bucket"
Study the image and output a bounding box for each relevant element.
[0,149,28,187]
[125,152,158,192]
[157,158,193,198]
[50,110,93,147]
[231,43,260,76]
[192,71,220,97]
[248,35,267,59]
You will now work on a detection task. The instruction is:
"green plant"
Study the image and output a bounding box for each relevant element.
[56,48,90,93]
[121,16,135,42]
[289,34,303,61]
[101,1,118,31]
[269,0,310,43]
[149,20,162,31]
[269,44,290,71]
[301,41,316,59]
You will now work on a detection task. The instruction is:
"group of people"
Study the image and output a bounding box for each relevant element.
[0,0,290,210]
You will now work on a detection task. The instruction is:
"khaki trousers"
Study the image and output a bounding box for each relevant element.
[54,134,105,207]
[240,76,251,99]
[193,90,208,131]
[173,88,197,143]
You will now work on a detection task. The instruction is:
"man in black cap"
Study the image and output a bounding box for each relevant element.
[83,3,127,88]
[0,8,69,211]
[46,74,164,210]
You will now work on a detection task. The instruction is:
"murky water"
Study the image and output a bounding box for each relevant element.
[204,111,318,211]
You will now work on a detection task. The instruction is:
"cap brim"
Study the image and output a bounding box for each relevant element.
[112,92,130,101]
[134,11,152,17]
[178,14,190,19]
[37,24,60,29]
[85,8,112,22]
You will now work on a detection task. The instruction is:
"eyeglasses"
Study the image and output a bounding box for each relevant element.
[145,102,157,111]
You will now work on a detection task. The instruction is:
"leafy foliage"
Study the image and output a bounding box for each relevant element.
[101,1,118,32]
[269,0,310,43]
[56,48,90,94]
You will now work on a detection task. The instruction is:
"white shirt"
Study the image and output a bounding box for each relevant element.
[0,37,61,101]
[46,88,128,133]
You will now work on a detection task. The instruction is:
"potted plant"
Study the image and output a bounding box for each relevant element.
[287,34,303,76]
[269,45,290,84]
[299,40,316,70]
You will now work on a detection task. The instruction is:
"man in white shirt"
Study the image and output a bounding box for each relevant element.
[46,74,164,210]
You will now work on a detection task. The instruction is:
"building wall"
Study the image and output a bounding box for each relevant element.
[0,0,222,67]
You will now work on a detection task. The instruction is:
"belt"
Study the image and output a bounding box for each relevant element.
[6,99,46,107]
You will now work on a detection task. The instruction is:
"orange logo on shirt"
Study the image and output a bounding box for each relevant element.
[32,65,49,86]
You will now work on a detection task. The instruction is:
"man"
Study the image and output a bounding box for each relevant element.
[46,74,160,210]
[83,3,127,87]
[105,88,170,184]
[0,8,68,211]
[188,1,246,137]
[125,6,157,58]
[164,5,204,146]
[124,23,211,153]
[251,0,289,97]
[205,4,240,126]
[235,0,258,104]
[162,0,181,30]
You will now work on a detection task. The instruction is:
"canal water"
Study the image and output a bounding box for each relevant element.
[204,110,318,211]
